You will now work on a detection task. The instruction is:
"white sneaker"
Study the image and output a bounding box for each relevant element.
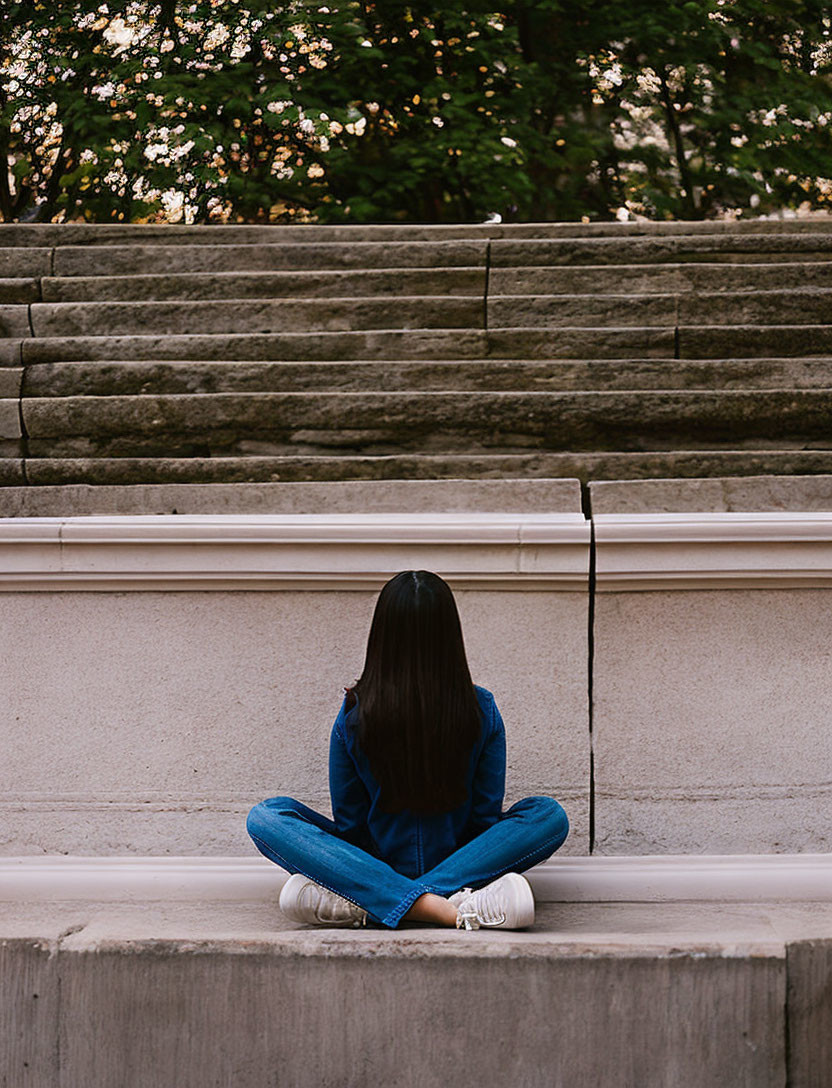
[449,872,535,930]
[279,873,368,927]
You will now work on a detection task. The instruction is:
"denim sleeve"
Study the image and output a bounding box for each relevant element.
[467,695,506,834]
[328,715,372,848]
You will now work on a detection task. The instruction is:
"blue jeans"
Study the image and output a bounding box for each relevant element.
[246,795,569,928]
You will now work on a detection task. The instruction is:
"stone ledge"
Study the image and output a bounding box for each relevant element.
[591,474,832,513]
[0,511,591,591]
[0,478,582,517]
[594,511,832,589]
[8,897,832,1088]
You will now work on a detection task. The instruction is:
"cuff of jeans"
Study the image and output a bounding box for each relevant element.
[381,883,431,928]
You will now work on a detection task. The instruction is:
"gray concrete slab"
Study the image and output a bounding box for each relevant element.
[41,267,486,302]
[679,323,832,357]
[21,357,832,398]
[0,277,40,303]
[29,297,483,337]
[0,937,60,1088]
[21,388,832,460]
[53,240,490,276]
[787,939,832,1088]
[0,459,25,486]
[0,477,582,517]
[0,398,21,440]
[20,329,488,363]
[0,366,22,399]
[490,262,832,295]
[1,899,818,1088]
[0,306,30,338]
[0,247,52,276]
[590,474,832,513]
[20,449,832,487]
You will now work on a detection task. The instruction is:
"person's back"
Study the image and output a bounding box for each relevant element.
[246,569,569,930]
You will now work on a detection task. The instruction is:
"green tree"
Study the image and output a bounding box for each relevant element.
[2,0,831,223]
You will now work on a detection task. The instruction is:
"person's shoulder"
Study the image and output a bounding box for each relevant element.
[473,685,504,733]
[473,683,495,704]
[334,686,360,738]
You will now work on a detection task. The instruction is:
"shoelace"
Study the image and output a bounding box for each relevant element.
[454,885,507,930]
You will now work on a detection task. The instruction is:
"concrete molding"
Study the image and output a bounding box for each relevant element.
[0,512,591,591]
[3,853,832,903]
[5,511,832,591]
[595,512,832,590]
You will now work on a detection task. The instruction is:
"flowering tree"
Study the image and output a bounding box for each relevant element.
[2,0,831,223]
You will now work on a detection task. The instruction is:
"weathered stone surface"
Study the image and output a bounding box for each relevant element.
[0,247,52,276]
[4,216,831,248]
[53,240,489,276]
[52,938,782,1088]
[677,288,832,326]
[486,326,676,357]
[0,305,31,338]
[593,589,832,853]
[0,398,21,440]
[28,356,832,399]
[787,939,832,1088]
[489,289,832,329]
[0,278,40,303]
[490,233,832,267]
[0,458,25,485]
[41,267,486,302]
[0,938,60,1088]
[30,296,483,337]
[590,475,832,513]
[679,324,832,357]
[490,261,832,295]
[489,293,677,328]
[21,449,832,487]
[22,389,832,459]
[0,366,22,398]
[16,897,832,1088]
[0,477,582,517]
[0,339,22,365]
[21,329,487,363]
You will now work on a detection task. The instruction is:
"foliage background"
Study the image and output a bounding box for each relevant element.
[3,0,832,224]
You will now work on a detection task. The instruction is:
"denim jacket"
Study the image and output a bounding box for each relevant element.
[329,684,506,879]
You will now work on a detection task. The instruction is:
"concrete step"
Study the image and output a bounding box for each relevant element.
[0,478,580,517]
[491,261,832,294]
[20,389,832,458]
[40,267,486,302]
[2,217,831,247]
[488,288,832,328]
[13,449,832,487]
[30,265,832,306]
[3,472,831,516]
[0,277,41,303]
[3,895,831,1087]
[31,263,832,303]
[491,233,832,266]
[18,325,832,365]
[29,297,483,337]
[33,234,832,279]
[20,330,489,363]
[20,358,832,397]
[53,241,489,277]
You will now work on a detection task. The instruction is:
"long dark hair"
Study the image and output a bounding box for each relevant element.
[350,570,481,814]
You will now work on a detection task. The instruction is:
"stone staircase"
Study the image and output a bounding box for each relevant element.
[4,221,832,1087]
[2,219,832,498]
